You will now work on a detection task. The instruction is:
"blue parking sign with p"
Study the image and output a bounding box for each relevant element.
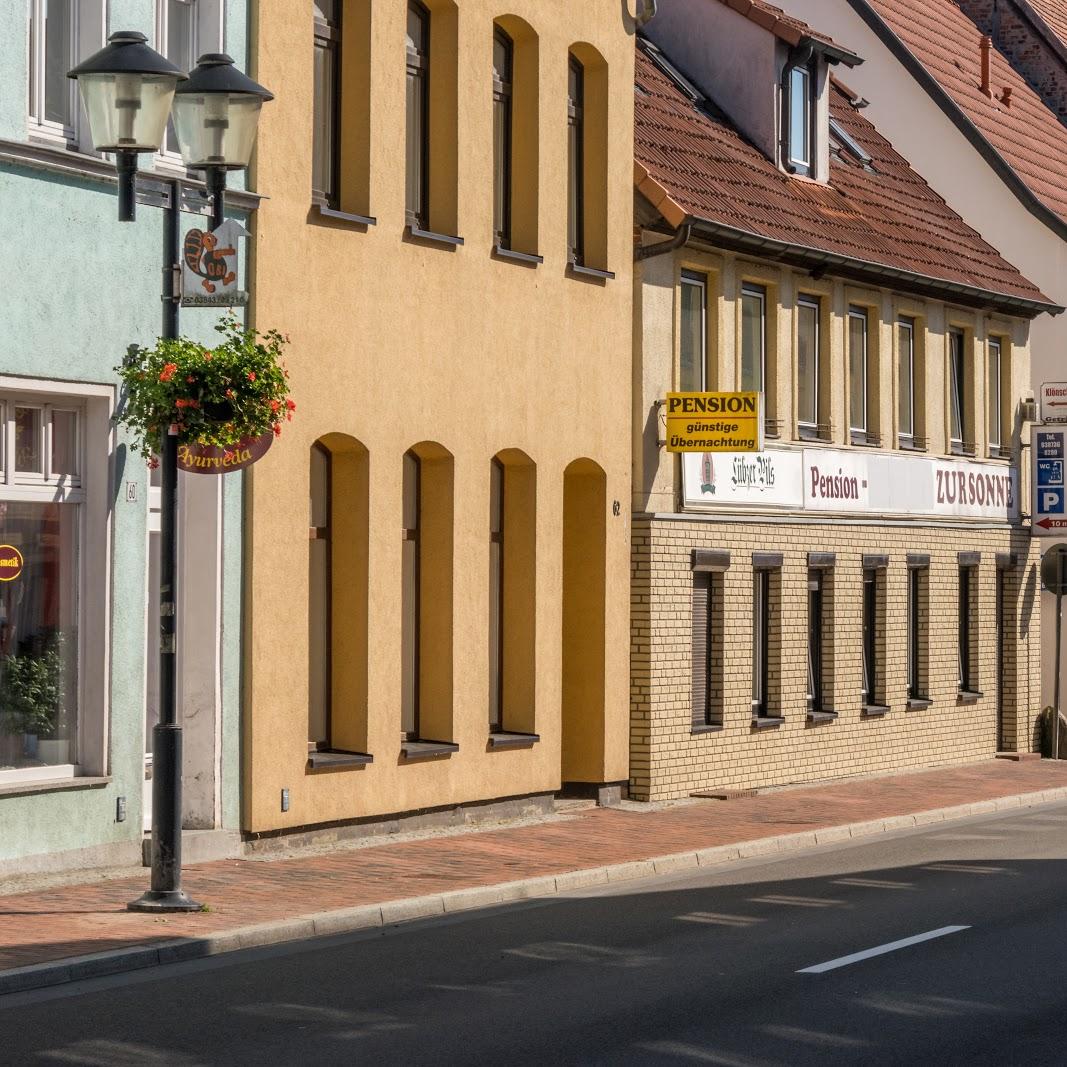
[1041,488,1065,514]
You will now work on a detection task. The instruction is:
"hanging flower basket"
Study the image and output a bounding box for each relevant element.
[116,315,294,467]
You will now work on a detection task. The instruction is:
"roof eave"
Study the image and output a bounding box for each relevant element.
[682,217,1063,318]
[808,36,863,68]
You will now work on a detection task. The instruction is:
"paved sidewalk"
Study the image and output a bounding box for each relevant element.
[3,759,1067,993]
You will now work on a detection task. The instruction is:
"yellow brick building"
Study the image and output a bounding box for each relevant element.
[631,10,1059,800]
[243,0,637,835]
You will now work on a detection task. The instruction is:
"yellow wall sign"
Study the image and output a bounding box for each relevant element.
[665,392,763,453]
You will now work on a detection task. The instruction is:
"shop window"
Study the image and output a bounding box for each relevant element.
[308,435,370,763]
[907,558,930,704]
[406,0,459,237]
[692,570,724,730]
[949,329,974,456]
[861,559,888,713]
[488,451,536,737]
[401,443,454,744]
[680,270,708,392]
[797,294,820,439]
[0,393,109,784]
[567,44,609,272]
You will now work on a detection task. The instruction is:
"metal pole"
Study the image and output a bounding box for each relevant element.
[129,179,201,912]
[206,166,225,230]
[1057,585,1064,763]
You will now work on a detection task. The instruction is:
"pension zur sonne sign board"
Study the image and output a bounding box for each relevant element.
[665,392,762,453]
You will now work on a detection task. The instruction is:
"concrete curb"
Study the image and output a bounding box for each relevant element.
[3,784,1066,997]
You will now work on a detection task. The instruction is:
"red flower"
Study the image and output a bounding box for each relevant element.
[159,363,178,382]
[147,457,160,470]
[272,423,282,437]
[285,399,296,410]
[175,398,189,409]
[203,351,213,361]
[247,372,256,382]
[225,388,235,398]
[186,376,195,384]
[269,399,280,413]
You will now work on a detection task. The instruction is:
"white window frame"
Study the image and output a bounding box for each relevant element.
[680,270,708,392]
[898,317,915,447]
[797,294,820,434]
[949,329,966,452]
[741,283,766,396]
[27,1,106,152]
[154,0,225,171]
[0,379,113,787]
[787,64,813,175]
[988,338,1003,452]
[848,306,868,437]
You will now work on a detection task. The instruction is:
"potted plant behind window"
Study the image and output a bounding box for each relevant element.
[116,315,294,470]
[0,631,65,765]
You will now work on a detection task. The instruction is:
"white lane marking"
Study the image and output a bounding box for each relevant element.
[797,925,970,974]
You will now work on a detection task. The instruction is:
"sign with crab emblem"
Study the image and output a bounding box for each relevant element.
[181,219,250,307]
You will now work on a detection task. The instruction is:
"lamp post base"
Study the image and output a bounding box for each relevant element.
[127,889,203,913]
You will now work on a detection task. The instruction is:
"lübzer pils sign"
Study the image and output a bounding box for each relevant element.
[684,447,1018,522]
[177,433,272,475]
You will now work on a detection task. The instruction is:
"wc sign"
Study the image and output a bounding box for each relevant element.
[1034,427,1067,534]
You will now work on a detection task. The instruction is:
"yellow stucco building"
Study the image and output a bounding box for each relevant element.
[244,0,636,836]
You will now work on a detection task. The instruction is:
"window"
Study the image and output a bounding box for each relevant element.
[492,28,514,248]
[692,571,724,729]
[488,458,503,729]
[898,317,915,447]
[958,565,975,694]
[28,0,77,143]
[406,1,430,229]
[0,400,85,782]
[312,0,341,207]
[752,570,770,718]
[741,284,766,395]
[807,570,823,711]
[401,450,421,739]
[849,307,868,441]
[567,56,585,264]
[680,271,708,391]
[949,329,969,454]
[160,0,197,159]
[988,338,1004,454]
[787,64,814,176]
[308,444,331,746]
[862,568,882,709]
[797,295,819,436]
[907,563,928,701]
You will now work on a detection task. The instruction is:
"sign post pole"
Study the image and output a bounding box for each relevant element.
[1040,545,1067,759]
[1056,588,1063,761]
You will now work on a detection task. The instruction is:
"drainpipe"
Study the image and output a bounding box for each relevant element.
[636,0,658,27]
[780,42,815,173]
[635,223,693,261]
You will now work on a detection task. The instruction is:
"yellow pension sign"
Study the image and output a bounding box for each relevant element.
[665,392,763,453]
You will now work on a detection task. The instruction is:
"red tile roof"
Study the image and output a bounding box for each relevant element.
[1025,0,1067,51]
[714,0,861,63]
[860,0,1067,229]
[634,40,1055,311]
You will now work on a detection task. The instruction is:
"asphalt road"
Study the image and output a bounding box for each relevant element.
[4,803,1067,1066]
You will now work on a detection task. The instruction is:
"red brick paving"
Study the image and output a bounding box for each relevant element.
[3,759,1066,974]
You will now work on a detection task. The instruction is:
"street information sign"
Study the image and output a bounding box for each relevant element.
[1033,426,1067,535]
[1042,382,1067,423]
[665,392,763,453]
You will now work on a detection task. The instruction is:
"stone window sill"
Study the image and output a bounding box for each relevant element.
[806,709,838,724]
[493,245,543,266]
[691,723,724,735]
[751,716,785,730]
[312,202,377,227]
[907,697,933,711]
[405,226,464,248]
[567,261,616,281]
[487,730,540,749]
[862,704,891,718]
[957,690,983,706]
[307,749,374,770]
[401,739,459,760]
[0,775,110,799]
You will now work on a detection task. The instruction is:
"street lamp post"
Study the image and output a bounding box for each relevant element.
[69,33,272,912]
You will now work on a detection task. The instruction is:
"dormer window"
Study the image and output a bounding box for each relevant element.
[787,63,816,176]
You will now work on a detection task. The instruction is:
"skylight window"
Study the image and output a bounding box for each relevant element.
[829,117,872,166]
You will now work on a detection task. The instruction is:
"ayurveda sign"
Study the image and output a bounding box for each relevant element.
[177,433,273,475]
[665,392,762,453]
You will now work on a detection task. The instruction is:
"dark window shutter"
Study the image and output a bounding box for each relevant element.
[692,573,710,727]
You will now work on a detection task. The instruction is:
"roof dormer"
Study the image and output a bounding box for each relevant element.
[643,0,861,183]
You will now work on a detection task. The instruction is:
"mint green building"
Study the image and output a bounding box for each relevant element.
[0,0,251,876]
